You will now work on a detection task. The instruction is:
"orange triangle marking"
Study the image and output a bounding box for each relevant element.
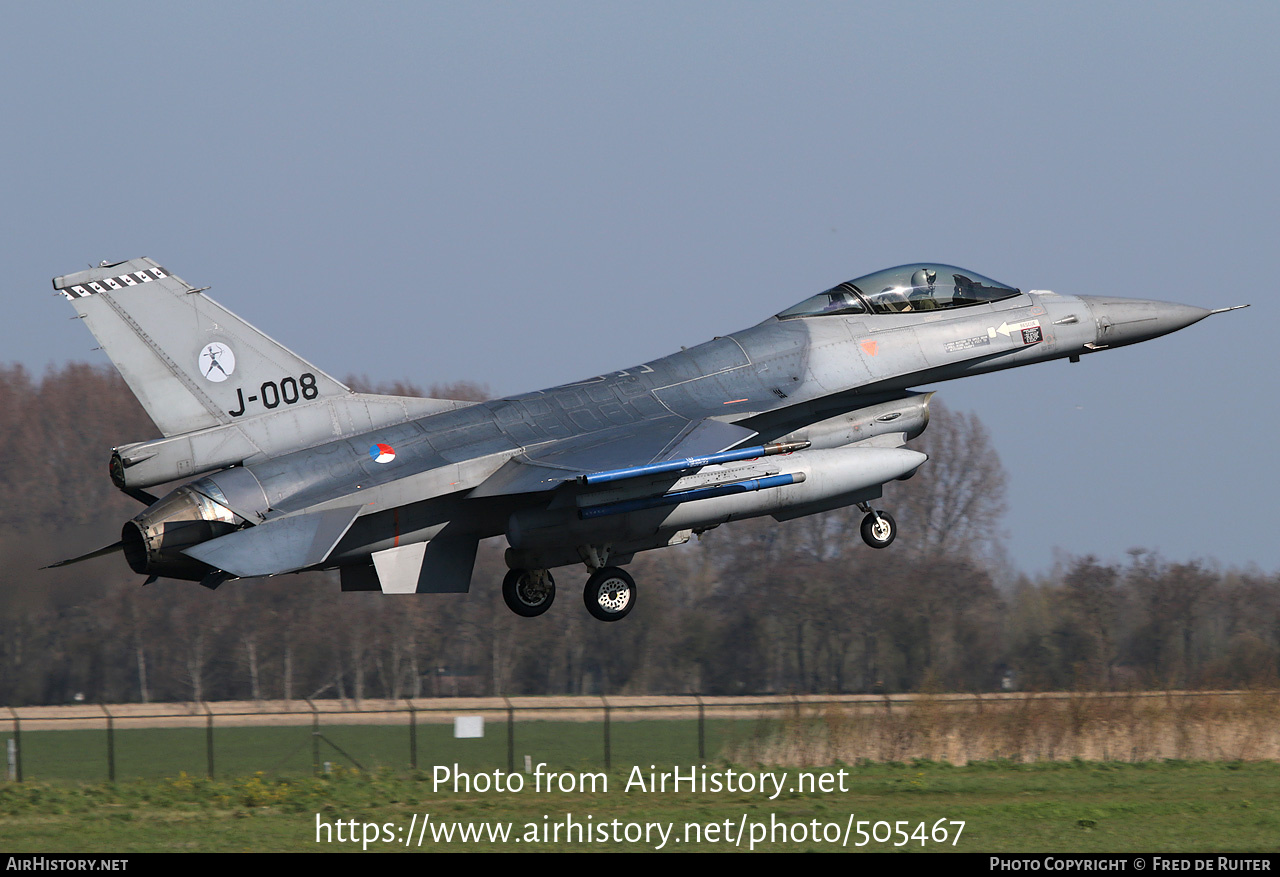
[860,340,878,356]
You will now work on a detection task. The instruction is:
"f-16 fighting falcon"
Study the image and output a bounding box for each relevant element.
[47,259,1246,621]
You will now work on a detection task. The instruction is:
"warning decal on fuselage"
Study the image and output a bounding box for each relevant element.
[989,319,1043,345]
[944,335,992,354]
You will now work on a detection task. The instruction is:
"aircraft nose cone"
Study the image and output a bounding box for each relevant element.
[1082,297,1213,348]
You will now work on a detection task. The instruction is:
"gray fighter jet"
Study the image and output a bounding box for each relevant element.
[48,259,1245,621]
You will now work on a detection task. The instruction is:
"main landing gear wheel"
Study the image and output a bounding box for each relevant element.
[583,566,636,622]
[860,510,897,549]
[503,568,555,617]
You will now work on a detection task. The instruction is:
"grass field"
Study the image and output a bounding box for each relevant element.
[1,760,1277,852]
[2,719,763,781]
[4,705,1279,852]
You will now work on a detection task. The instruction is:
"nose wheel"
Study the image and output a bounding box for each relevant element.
[860,510,897,549]
[502,568,556,617]
[583,566,636,622]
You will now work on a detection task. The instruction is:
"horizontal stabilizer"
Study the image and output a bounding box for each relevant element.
[182,506,363,577]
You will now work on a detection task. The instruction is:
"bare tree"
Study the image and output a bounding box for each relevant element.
[1062,556,1120,687]
[894,400,1008,560]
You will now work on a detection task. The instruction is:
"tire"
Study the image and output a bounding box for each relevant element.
[583,566,636,622]
[502,568,555,617]
[860,510,897,549]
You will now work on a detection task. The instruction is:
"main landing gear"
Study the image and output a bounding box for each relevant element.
[504,508,899,620]
[583,566,635,622]
[502,568,556,617]
[503,561,637,622]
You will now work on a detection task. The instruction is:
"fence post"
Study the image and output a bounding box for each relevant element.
[8,708,21,783]
[100,704,115,783]
[696,696,705,761]
[306,698,320,775]
[204,704,215,779]
[405,698,417,771]
[602,697,611,771]
[504,697,514,774]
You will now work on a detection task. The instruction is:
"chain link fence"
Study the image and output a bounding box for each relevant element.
[4,691,1273,782]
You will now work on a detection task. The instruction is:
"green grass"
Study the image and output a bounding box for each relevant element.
[0,760,1277,852]
[1,719,766,782]
[4,719,1279,852]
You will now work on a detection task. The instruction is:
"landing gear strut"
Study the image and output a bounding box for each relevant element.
[859,508,897,549]
[502,568,555,617]
[583,566,636,622]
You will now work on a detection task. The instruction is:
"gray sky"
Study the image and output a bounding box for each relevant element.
[4,2,1275,574]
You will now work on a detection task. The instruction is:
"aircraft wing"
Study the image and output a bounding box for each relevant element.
[469,416,758,498]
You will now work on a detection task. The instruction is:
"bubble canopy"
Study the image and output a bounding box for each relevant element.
[776,264,1022,319]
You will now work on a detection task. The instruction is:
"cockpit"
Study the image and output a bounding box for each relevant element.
[776,264,1021,319]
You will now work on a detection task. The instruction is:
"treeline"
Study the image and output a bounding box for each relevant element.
[2,364,1277,705]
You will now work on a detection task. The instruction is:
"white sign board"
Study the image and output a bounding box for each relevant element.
[454,716,484,738]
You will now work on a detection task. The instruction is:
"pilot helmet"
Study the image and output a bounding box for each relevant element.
[910,268,937,290]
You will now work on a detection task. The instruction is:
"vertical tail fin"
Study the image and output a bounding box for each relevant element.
[55,258,349,437]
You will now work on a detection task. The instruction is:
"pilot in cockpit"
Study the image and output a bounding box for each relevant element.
[908,268,939,310]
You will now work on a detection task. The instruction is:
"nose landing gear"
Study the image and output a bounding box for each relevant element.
[858,505,897,549]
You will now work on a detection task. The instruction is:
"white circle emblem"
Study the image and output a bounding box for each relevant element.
[198,343,236,382]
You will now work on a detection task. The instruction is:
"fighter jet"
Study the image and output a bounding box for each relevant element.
[47,259,1246,621]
